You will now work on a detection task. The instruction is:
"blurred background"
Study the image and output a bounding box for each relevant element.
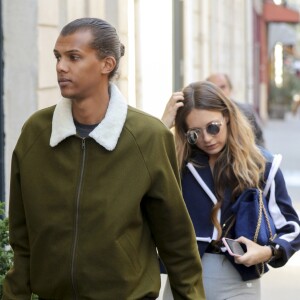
[0,0,300,298]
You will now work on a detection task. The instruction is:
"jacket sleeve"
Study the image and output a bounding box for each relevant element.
[141,127,206,300]
[3,151,32,299]
[235,102,265,147]
[267,166,300,268]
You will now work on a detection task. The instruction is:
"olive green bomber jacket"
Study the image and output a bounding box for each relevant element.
[3,84,205,300]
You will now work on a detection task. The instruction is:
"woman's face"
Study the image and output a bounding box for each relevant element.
[185,109,228,160]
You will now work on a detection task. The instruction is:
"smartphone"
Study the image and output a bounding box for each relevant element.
[222,237,245,257]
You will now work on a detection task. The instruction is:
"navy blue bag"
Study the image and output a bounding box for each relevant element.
[231,188,276,245]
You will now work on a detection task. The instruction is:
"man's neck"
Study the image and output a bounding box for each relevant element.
[72,89,110,125]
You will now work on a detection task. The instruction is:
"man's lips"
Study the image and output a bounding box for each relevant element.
[58,78,72,87]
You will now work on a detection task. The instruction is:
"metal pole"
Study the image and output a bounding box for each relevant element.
[173,0,184,91]
[0,0,5,204]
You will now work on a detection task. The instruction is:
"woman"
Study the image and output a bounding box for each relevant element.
[161,81,300,300]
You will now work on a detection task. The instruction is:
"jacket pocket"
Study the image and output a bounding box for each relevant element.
[116,233,141,273]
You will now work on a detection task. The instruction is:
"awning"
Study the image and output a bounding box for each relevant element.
[264,2,300,23]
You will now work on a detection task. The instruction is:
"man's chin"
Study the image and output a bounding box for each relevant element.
[60,91,72,99]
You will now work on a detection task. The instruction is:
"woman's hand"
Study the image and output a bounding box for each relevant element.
[161,92,184,129]
[233,236,272,266]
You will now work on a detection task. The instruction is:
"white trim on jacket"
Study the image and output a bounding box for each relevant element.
[187,162,220,242]
[50,83,128,151]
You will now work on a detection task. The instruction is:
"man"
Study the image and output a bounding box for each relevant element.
[3,18,205,300]
[206,73,265,147]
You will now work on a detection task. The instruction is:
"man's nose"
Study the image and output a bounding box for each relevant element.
[56,58,68,72]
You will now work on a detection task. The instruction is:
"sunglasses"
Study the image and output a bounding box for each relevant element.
[186,120,223,145]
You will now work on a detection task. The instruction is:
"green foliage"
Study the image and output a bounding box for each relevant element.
[0,203,38,299]
[269,60,300,109]
[0,201,13,298]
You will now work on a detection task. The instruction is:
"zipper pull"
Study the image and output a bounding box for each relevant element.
[82,138,86,150]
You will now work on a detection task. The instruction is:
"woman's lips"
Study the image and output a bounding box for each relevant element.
[205,144,218,150]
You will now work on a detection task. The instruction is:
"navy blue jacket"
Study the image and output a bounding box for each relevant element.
[181,148,300,281]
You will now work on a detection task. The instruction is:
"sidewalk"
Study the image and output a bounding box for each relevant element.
[261,253,300,299]
[261,112,300,299]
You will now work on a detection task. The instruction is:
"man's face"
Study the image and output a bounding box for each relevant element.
[53,30,104,100]
[208,74,232,98]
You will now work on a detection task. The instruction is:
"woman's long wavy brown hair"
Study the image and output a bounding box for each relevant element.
[174,81,266,239]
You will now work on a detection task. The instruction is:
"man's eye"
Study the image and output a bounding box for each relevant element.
[54,55,61,62]
[70,55,80,61]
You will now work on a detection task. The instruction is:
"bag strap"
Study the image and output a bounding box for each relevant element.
[254,154,282,277]
[254,190,275,243]
[255,188,277,277]
[263,154,282,197]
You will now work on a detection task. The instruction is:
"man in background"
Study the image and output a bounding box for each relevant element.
[207,73,265,147]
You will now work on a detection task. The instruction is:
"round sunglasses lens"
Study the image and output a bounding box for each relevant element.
[187,130,198,144]
[207,123,220,135]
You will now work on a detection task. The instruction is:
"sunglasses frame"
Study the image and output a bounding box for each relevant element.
[186,120,223,145]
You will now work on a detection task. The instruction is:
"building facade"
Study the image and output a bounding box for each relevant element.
[1,0,263,203]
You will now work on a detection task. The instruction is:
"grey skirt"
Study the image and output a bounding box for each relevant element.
[162,253,261,300]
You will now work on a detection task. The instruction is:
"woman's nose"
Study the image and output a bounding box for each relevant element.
[202,130,213,142]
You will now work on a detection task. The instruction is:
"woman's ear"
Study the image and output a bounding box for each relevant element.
[101,56,117,75]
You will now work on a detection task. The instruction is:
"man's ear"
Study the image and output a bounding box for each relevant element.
[101,56,117,75]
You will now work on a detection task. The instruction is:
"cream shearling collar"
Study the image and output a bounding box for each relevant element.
[50,83,128,151]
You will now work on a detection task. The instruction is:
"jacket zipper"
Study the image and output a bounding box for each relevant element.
[71,138,86,299]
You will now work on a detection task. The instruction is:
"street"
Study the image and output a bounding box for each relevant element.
[261,112,300,300]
